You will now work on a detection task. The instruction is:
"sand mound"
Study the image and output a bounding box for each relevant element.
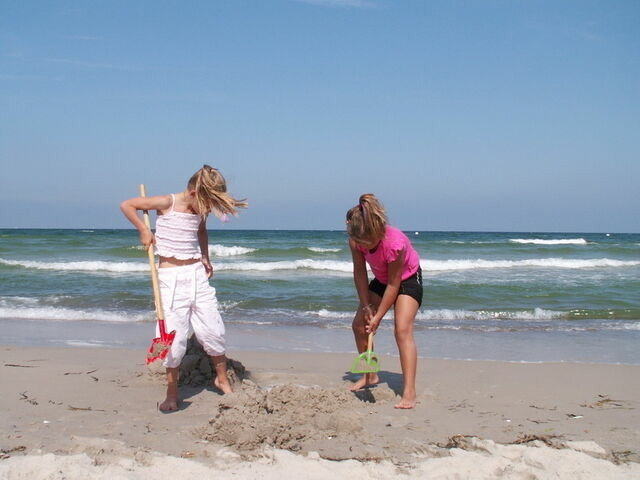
[146,336,246,387]
[199,383,390,459]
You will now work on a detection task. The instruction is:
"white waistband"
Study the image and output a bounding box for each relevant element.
[157,262,203,274]
[158,262,204,309]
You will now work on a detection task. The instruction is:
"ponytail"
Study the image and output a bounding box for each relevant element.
[346,193,387,244]
[187,165,248,220]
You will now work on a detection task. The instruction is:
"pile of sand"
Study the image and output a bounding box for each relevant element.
[146,336,246,387]
[198,382,396,460]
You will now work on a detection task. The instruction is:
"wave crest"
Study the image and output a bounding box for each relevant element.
[0,306,150,322]
[423,258,640,271]
[208,244,256,257]
[416,308,564,321]
[0,258,147,273]
[510,238,587,245]
[215,259,353,273]
[308,308,566,321]
[3,256,638,275]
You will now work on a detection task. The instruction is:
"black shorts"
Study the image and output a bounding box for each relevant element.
[369,268,423,307]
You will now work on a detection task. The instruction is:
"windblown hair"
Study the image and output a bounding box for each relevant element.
[187,165,248,220]
[346,193,387,244]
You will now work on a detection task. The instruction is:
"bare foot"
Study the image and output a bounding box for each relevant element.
[394,396,416,409]
[349,373,380,391]
[214,376,233,394]
[158,396,179,412]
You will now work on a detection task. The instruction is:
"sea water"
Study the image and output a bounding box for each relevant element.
[1,229,638,364]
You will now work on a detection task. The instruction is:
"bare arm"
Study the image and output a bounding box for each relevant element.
[366,248,405,334]
[119,194,172,250]
[198,219,213,278]
[349,239,371,307]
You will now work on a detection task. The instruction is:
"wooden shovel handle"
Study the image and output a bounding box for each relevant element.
[139,184,166,327]
[367,331,374,352]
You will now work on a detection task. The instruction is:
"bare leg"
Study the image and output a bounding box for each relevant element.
[350,294,381,391]
[159,367,180,411]
[393,295,419,409]
[211,354,233,394]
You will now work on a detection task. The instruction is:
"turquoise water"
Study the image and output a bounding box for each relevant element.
[1,229,639,363]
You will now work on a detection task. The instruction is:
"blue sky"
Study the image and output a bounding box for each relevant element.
[1,0,638,232]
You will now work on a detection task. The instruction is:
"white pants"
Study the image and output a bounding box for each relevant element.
[157,262,226,368]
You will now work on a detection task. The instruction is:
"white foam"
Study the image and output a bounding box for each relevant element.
[0,306,150,323]
[233,319,275,326]
[440,240,494,245]
[218,300,240,311]
[422,258,640,272]
[4,256,637,276]
[510,238,588,245]
[416,308,565,321]
[0,258,147,273]
[209,244,256,257]
[312,309,354,319]
[305,309,393,322]
[309,308,566,321]
[215,259,354,273]
[1,296,40,306]
[308,247,342,253]
[65,340,119,347]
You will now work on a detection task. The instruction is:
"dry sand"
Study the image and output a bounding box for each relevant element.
[1,343,639,479]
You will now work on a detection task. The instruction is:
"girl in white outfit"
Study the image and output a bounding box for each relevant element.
[121,165,246,411]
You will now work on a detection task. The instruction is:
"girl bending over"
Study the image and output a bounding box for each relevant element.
[346,193,423,409]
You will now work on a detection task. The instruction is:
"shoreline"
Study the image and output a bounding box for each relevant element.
[1,344,639,478]
[3,318,639,366]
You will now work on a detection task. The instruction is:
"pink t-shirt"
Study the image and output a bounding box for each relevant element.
[356,226,421,284]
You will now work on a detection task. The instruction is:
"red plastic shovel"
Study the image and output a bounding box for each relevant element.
[139,184,176,364]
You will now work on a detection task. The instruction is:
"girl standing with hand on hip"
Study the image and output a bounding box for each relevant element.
[346,193,423,409]
[121,165,246,411]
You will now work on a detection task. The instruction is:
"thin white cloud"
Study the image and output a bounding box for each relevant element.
[294,0,376,8]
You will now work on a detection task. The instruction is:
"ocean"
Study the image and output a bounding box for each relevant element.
[1,229,639,364]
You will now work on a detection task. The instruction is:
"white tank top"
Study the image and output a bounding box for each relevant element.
[154,194,202,260]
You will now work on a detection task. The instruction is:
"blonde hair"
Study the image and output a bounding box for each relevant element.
[346,193,387,244]
[187,165,247,219]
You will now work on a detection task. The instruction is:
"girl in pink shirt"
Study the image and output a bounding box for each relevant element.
[346,193,423,409]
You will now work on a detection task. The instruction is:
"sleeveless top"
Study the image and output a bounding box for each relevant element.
[154,194,202,260]
[355,226,420,284]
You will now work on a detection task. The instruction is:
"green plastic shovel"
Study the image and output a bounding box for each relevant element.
[350,332,380,373]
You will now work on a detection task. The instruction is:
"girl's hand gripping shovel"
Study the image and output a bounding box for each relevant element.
[350,332,380,374]
[139,184,176,364]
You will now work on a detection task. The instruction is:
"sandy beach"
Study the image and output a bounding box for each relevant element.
[1,344,639,479]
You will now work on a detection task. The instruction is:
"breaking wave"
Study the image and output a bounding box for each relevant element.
[510,238,587,245]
